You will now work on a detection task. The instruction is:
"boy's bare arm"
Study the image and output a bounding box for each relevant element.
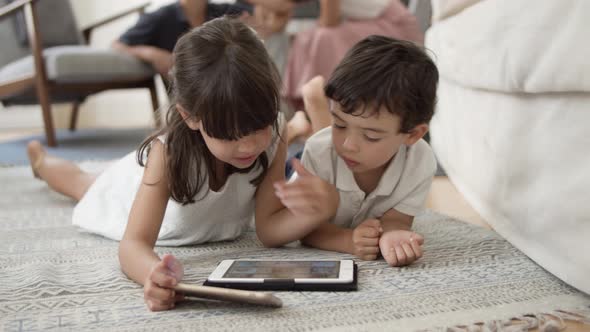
[379,208,414,232]
[378,208,424,267]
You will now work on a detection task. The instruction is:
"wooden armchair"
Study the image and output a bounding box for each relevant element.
[0,0,160,147]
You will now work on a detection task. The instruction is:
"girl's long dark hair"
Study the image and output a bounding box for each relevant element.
[137,18,281,205]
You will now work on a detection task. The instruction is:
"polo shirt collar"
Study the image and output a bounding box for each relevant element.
[335,145,407,197]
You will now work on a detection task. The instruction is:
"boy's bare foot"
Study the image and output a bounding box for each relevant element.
[287,111,312,143]
[301,76,326,107]
[301,76,331,133]
[27,140,46,179]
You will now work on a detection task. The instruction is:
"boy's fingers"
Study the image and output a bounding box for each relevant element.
[410,238,423,259]
[359,227,380,238]
[356,237,379,246]
[291,158,312,177]
[384,248,398,267]
[363,219,382,233]
[394,246,407,265]
[412,233,425,245]
[361,254,378,261]
[360,246,380,255]
[401,243,416,261]
[273,181,287,191]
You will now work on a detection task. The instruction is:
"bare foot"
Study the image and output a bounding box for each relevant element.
[301,76,331,134]
[301,76,326,107]
[287,111,312,144]
[27,140,46,179]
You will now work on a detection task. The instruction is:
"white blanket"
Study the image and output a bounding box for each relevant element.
[427,0,590,295]
[430,78,590,294]
[426,0,590,93]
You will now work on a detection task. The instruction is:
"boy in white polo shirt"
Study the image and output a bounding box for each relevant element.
[256,35,438,267]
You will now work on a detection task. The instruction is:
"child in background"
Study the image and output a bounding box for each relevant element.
[112,0,250,76]
[259,36,439,267]
[26,18,286,311]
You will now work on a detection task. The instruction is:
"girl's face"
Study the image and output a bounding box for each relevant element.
[200,125,273,169]
[330,103,417,174]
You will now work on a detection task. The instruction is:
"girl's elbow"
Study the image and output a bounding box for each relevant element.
[256,230,282,248]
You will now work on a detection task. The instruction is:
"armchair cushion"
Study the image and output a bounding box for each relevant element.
[0,46,155,84]
[6,0,82,47]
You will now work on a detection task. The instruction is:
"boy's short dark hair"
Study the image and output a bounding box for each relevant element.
[325,36,438,133]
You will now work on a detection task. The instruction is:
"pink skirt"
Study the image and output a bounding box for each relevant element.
[282,0,423,101]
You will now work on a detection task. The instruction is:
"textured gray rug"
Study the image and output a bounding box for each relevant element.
[1,163,589,331]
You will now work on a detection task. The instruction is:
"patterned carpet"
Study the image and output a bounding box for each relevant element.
[1,163,589,331]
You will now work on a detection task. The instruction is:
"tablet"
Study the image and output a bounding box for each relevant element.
[203,259,357,291]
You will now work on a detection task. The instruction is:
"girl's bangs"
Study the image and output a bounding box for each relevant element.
[199,92,279,141]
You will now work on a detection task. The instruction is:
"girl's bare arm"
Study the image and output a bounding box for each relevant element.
[255,128,330,247]
[119,140,170,285]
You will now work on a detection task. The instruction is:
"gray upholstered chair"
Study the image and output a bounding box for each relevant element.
[0,0,160,147]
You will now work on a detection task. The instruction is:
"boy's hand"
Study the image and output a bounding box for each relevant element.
[351,219,383,260]
[144,254,185,311]
[379,231,424,267]
[274,159,339,222]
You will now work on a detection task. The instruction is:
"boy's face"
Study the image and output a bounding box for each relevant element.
[330,103,418,174]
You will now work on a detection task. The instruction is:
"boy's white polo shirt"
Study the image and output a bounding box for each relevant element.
[300,127,437,229]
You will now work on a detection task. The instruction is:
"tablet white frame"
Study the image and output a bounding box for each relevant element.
[207,259,354,284]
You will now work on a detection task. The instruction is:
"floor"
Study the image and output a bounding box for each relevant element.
[0,127,587,331]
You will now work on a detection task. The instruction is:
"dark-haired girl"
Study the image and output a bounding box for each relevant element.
[27,18,287,311]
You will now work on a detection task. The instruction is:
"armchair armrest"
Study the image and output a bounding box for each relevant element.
[81,1,151,43]
[0,0,35,19]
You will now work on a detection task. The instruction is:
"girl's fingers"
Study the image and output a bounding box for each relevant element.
[145,284,176,302]
[146,298,173,312]
[161,254,184,280]
[150,269,178,288]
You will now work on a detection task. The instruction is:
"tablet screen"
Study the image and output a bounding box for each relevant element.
[223,260,340,279]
